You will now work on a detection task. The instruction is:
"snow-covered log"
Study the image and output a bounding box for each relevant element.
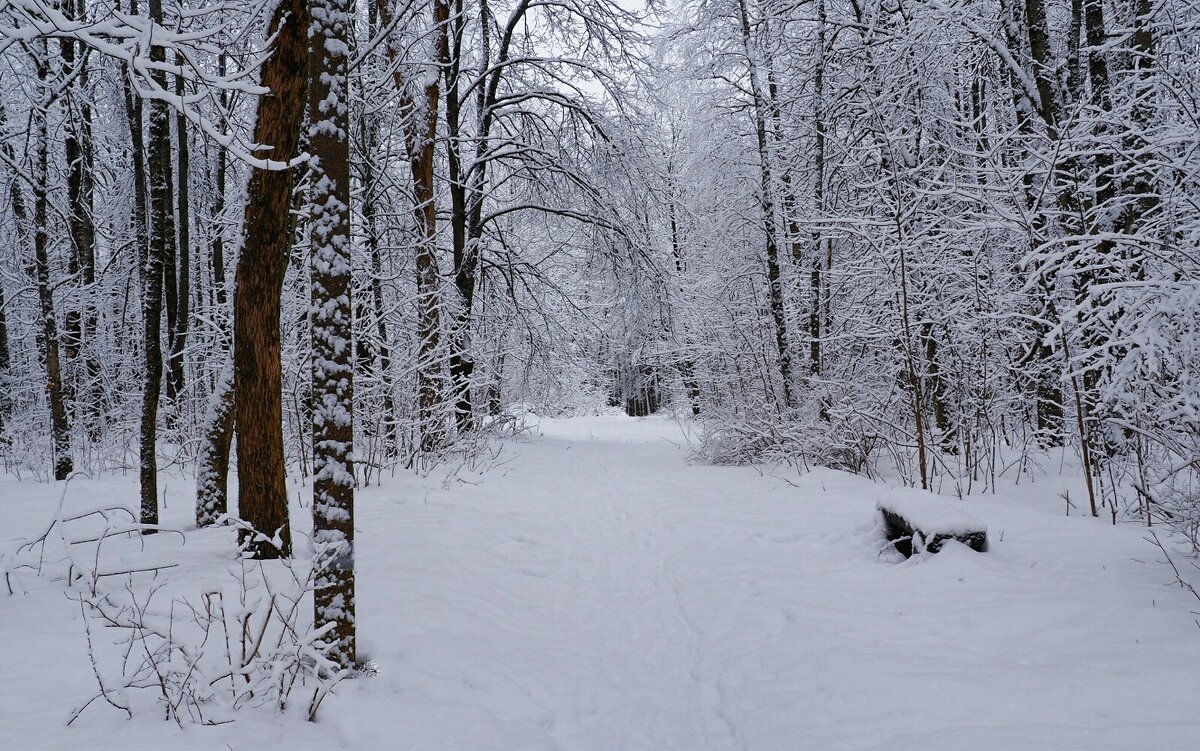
[877,492,988,557]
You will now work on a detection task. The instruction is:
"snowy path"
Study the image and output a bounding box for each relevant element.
[4,416,1200,750]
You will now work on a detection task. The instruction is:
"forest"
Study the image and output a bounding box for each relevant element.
[3,0,1200,747]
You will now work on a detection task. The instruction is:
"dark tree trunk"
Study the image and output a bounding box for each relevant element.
[1001,0,1064,443]
[168,49,191,407]
[232,0,310,558]
[138,0,178,529]
[810,0,827,379]
[61,0,96,381]
[0,103,23,446]
[736,0,793,408]
[445,0,474,433]
[309,0,356,669]
[211,53,230,313]
[31,54,74,481]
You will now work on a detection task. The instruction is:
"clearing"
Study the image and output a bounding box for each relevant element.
[3,416,1199,750]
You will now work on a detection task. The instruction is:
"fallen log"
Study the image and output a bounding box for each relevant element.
[877,492,988,557]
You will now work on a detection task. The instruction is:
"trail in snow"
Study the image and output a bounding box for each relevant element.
[3,415,1200,750]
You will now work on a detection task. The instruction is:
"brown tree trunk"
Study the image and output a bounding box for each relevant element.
[378,0,449,453]
[309,0,357,669]
[232,0,310,558]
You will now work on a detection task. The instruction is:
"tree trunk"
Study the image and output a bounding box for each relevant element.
[61,0,96,389]
[736,0,793,408]
[379,0,449,452]
[309,0,357,669]
[810,0,827,379]
[196,358,234,527]
[211,53,230,313]
[359,107,399,455]
[137,0,177,528]
[0,103,23,447]
[445,0,475,433]
[168,49,191,408]
[1001,0,1064,443]
[31,53,74,481]
[232,0,310,558]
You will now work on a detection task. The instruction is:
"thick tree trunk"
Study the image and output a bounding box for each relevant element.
[666,172,701,417]
[61,0,96,384]
[309,0,357,669]
[232,0,310,558]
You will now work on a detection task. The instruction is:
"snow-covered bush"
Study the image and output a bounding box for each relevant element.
[3,481,346,726]
[71,555,345,725]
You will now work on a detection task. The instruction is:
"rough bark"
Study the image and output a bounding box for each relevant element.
[309,0,356,669]
[232,0,310,558]
[0,103,23,445]
[138,0,177,528]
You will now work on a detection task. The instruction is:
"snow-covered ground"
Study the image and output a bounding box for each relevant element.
[3,415,1200,750]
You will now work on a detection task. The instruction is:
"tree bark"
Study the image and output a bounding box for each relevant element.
[810,0,827,379]
[211,53,230,313]
[168,49,191,407]
[232,0,310,558]
[196,358,234,527]
[137,0,178,528]
[378,0,449,453]
[31,52,74,481]
[309,0,357,669]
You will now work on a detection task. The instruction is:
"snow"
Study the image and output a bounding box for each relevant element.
[3,415,1200,749]
[876,488,988,536]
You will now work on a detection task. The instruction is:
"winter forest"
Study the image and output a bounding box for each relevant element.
[3,0,1200,747]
